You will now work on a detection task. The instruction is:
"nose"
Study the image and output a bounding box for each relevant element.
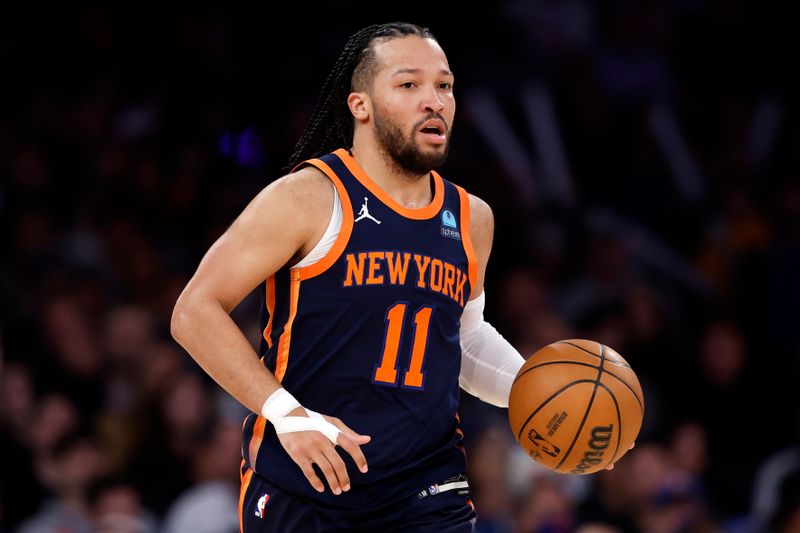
[421,85,445,114]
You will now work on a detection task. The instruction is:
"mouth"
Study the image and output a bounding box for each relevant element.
[418,120,447,144]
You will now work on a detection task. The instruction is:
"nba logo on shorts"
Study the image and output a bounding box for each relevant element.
[255,493,269,518]
[428,484,439,495]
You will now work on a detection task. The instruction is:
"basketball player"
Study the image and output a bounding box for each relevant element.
[171,22,528,532]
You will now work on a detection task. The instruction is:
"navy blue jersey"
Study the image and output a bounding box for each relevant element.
[241,148,478,524]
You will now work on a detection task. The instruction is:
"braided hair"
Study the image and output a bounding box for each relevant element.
[285,22,435,172]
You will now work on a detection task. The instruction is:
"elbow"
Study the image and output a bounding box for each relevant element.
[171,288,225,346]
[170,291,193,345]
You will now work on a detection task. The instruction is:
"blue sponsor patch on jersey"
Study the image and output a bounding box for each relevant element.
[441,210,460,240]
[442,209,457,228]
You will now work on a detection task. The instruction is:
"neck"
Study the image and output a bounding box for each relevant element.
[350,137,432,210]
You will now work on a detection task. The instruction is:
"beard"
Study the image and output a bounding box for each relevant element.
[373,109,451,176]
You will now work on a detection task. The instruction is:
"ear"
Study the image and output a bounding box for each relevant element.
[347,92,370,123]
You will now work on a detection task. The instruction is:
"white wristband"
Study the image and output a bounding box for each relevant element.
[261,388,301,420]
[260,389,341,445]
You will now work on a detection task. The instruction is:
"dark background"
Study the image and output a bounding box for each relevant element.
[2,2,800,532]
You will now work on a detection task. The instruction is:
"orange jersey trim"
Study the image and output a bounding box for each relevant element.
[247,415,267,470]
[295,158,355,280]
[262,276,276,348]
[239,467,255,532]
[249,275,295,470]
[334,148,444,220]
[456,186,478,296]
[250,276,277,470]
[274,273,301,382]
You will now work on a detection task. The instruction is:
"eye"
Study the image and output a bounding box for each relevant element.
[400,82,416,89]
[439,82,453,90]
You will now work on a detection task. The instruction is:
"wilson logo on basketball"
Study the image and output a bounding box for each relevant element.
[526,428,561,458]
[571,424,613,474]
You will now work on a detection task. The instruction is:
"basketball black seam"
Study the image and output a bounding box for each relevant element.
[555,343,606,471]
[512,341,631,388]
[557,341,631,368]
[515,359,643,415]
[549,342,643,410]
[512,360,600,385]
[601,367,644,413]
[515,380,596,442]
[597,381,622,467]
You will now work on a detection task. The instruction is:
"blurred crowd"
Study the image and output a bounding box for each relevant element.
[2,2,799,532]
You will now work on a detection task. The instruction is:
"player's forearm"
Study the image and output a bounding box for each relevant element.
[459,321,524,407]
[171,292,281,414]
[458,292,525,407]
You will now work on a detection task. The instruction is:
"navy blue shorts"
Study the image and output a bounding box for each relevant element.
[239,470,477,533]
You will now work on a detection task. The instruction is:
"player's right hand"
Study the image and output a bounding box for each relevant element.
[276,407,371,495]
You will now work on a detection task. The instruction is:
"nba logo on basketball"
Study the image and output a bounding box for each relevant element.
[255,493,269,518]
[527,428,561,458]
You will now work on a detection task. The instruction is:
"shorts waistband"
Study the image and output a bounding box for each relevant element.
[409,474,471,504]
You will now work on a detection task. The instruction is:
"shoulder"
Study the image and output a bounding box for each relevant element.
[452,182,493,234]
[467,193,494,248]
[230,165,333,249]
[460,191,493,294]
[262,165,333,207]
[467,193,493,227]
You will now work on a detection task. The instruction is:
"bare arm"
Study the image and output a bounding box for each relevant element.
[171,167,329,413]
[171,166,369,494]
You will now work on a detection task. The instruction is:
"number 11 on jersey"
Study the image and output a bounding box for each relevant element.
[373,302,433,389]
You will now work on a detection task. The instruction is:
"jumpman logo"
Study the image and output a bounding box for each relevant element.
[355,197,381,224]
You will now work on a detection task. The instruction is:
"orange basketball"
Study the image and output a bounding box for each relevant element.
[508,339,644,474]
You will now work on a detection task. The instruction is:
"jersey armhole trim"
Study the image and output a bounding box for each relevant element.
[262,276,276,349]
[456,185,478,296]
[294,158,354,281]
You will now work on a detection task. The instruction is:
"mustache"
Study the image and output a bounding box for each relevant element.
[413,113,449,133]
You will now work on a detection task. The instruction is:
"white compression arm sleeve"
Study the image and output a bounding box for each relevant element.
[459,292,526,408]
